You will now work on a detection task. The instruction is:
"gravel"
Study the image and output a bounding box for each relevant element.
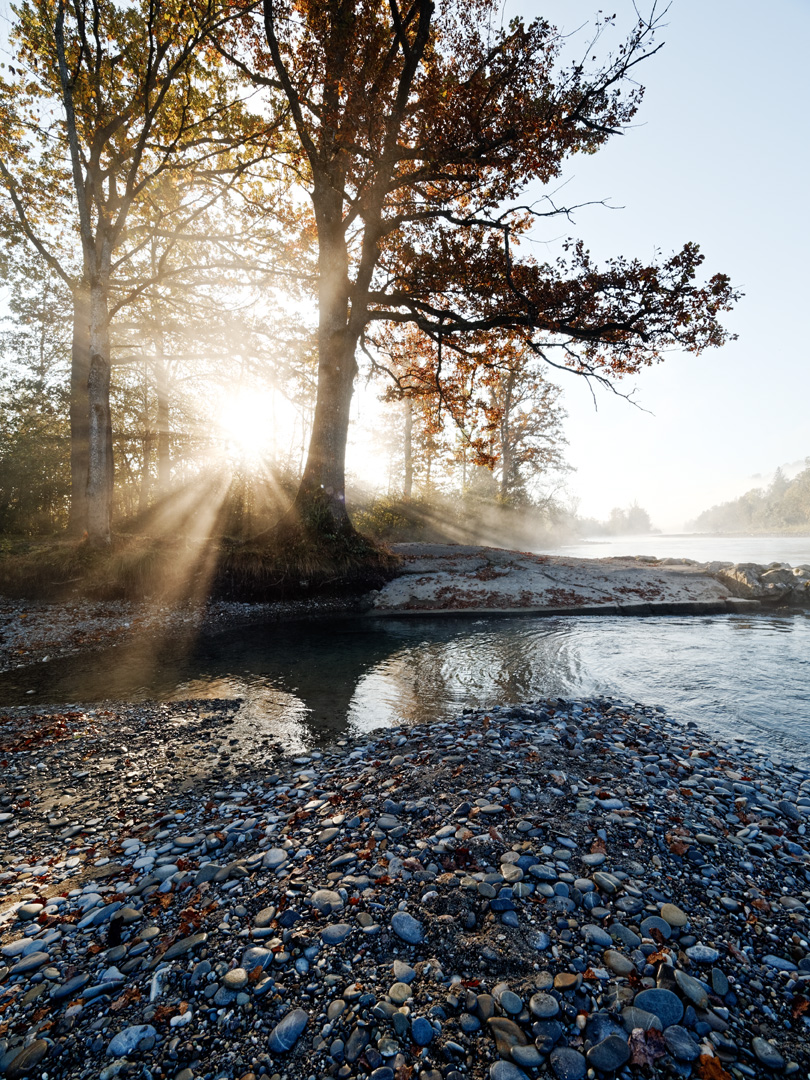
[1,693,809,1080]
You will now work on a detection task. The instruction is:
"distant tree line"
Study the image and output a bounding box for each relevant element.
[690,464,810,534]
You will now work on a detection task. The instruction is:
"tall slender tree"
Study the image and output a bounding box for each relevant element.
[0,0,285,544]
[247,0,738,544]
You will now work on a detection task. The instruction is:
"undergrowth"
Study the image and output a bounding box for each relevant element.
[0,530,399,603]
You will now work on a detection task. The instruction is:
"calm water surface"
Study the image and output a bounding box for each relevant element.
[1,612,808,766]
[551,534,810,564]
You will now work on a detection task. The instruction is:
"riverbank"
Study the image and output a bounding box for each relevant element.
[0,695,808,1079]
[3,546,809,676]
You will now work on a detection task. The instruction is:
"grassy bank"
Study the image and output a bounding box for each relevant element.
[0,531,399,603]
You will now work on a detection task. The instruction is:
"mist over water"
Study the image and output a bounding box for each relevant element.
[2,612,809,767]
[548,534,810,565]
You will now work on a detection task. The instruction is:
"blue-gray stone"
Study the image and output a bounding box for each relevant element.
[500,991,523,1014]
[633,988,684,1028]
[162,932,207,961]
[751,1037,785,1070]
[411,1017,434,1045]
[241,947,273,970]
[685,944,719,964]
[491,1062,530,1080]
[490,1062,529,1080]
[268,1008,308,1053]
[761,954,797,971]
[107,1025,157,1057]
[586,1012,626,1044]
[321,923,352,945]
[582,924,613,948]
[550,1046,587,1080]
[50,973,90,1001]
[344,1026,369,1062]
[640,916,671,940]
[664,1025,700,1062]
[391,911,424,944]
[586,1035,630,1072]
[530,992,560,1018]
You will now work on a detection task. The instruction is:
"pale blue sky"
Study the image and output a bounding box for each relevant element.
[513,0,810,528]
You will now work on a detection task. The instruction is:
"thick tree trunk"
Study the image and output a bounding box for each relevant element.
[85,281,113,546]
[290,334,358,534]
[403,397,413,500]
[286,217,358,536]
[67,284,90,536]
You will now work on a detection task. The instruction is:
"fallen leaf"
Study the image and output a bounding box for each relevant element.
[696,1055,733,1080]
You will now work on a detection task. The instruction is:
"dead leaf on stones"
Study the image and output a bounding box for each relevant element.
[696,1055,733,1080]
[628,1026,666,1069]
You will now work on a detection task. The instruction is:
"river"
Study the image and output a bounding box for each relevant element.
[550,534,810,564]
[1,609,809,768]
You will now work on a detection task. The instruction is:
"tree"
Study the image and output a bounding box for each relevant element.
[0,243,71,532]
[248,0,738,545]
[0,0,283,544]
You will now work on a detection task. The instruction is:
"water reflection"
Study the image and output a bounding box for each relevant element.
[1,612,808,766]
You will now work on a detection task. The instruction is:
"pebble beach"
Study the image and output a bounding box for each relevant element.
[1,695,809,1080]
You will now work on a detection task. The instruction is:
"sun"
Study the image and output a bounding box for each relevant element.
[217,388,276,465]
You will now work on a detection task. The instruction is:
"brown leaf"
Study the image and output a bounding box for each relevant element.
[696,1055,733,1080]
[628,1026,666,1069]
[109,986,141,1012]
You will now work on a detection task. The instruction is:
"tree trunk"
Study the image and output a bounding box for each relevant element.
[155,354,171,495]
[290,334,358,534]
[403,398,413,499]
[67,283,90,536]
[85,281,113,546]
[286,218,358,536]
[499,370,515,503]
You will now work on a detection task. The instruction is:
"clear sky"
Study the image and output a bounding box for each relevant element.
[509,0,810,530]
